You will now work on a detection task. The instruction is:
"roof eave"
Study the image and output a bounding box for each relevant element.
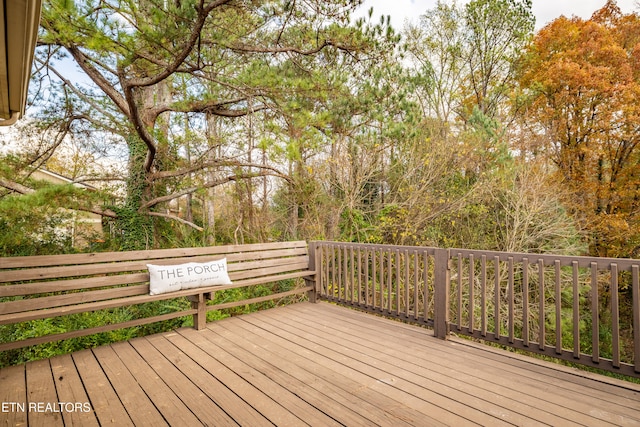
[0,0,43,125]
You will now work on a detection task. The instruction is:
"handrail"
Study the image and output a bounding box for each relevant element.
[312,241,640,378]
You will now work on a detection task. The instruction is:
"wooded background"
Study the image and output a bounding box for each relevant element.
[1,0,638,261]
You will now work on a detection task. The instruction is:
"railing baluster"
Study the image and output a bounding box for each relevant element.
[383,249,387,311]
[343,246,347,302]
[332,245,342,299]
[494,256,501,340]
[327,244,332,297]
[364,248,370,307]
[379,250,384,311]
[318,244,324,297]
[405,250,410,318]
[538,259,545,351]
[611,263,620,368]
[333,244,338,298]
[591,262,599,364]
[423,251,429,323]
[322,244,327,297]
[371,249,377,309]
[633,265,640,374]
[555,260,562,355]
[344,246,349,302]
[469,254,475,334]
[345,246,349,302]
[388,250,394,313]
[523,257,529,347]
[572,261,580,359]
[324,244,329,296]
[327,244,331,297]
[371,249,375,306]
[413,251,419,321]
[457,254,463,332]
[395,249,400,315]
[357,247,362,305]
[350,246,355,303]
[481,255,487,337]
[337,245,342,300]
[338,245,343,301]
[508,257,514,343]
[376,250,381,310]
[327,245,333,298]
[342,245,347,301]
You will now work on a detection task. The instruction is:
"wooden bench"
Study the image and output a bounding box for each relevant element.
[0,241,317,353]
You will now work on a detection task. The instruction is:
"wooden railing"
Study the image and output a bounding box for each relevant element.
[311,241,640,378]
[2,240,639,378]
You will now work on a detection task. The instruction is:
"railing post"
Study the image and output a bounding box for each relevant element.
[306,241,319,303]
[433,248,451,339]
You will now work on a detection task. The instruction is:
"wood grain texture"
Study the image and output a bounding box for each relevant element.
[1,302,638,426]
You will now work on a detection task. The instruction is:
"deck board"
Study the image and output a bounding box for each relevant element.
[162,329,306,426]
[213,317,424,426]
[249,306,495,425]
[70,348,134,426]
[279,303,633,426]
[0,364,27,427]
[176,326,341,426]
[266,305,584,426]
[25,359,64,427]
[50,354,99,427]
[90,345,164,427]
[145,334,268,426]
[1,301,639,426]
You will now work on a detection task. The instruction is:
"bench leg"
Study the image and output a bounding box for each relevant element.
[305,276,318,303]
[306,243,319,303]
[189,294,207,330]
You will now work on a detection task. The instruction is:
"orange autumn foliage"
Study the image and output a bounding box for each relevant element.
[517,1,640,258]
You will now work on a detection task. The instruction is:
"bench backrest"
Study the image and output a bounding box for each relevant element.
[0,241,315,352]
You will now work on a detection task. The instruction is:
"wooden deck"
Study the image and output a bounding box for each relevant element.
[1,302,639,426]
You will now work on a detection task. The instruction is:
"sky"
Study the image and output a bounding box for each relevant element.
[354,0,639,30]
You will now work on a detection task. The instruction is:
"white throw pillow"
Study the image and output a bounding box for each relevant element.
[148,258,232,295]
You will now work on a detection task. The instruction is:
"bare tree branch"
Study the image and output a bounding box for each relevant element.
[147,211,204,231]
[35,58,122,130]
[150,159,292,182]
[140,170,285,210]
[150,98,269,118]
[66,46,130,117]
[228,39,331,55]
[0,178,33,195]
